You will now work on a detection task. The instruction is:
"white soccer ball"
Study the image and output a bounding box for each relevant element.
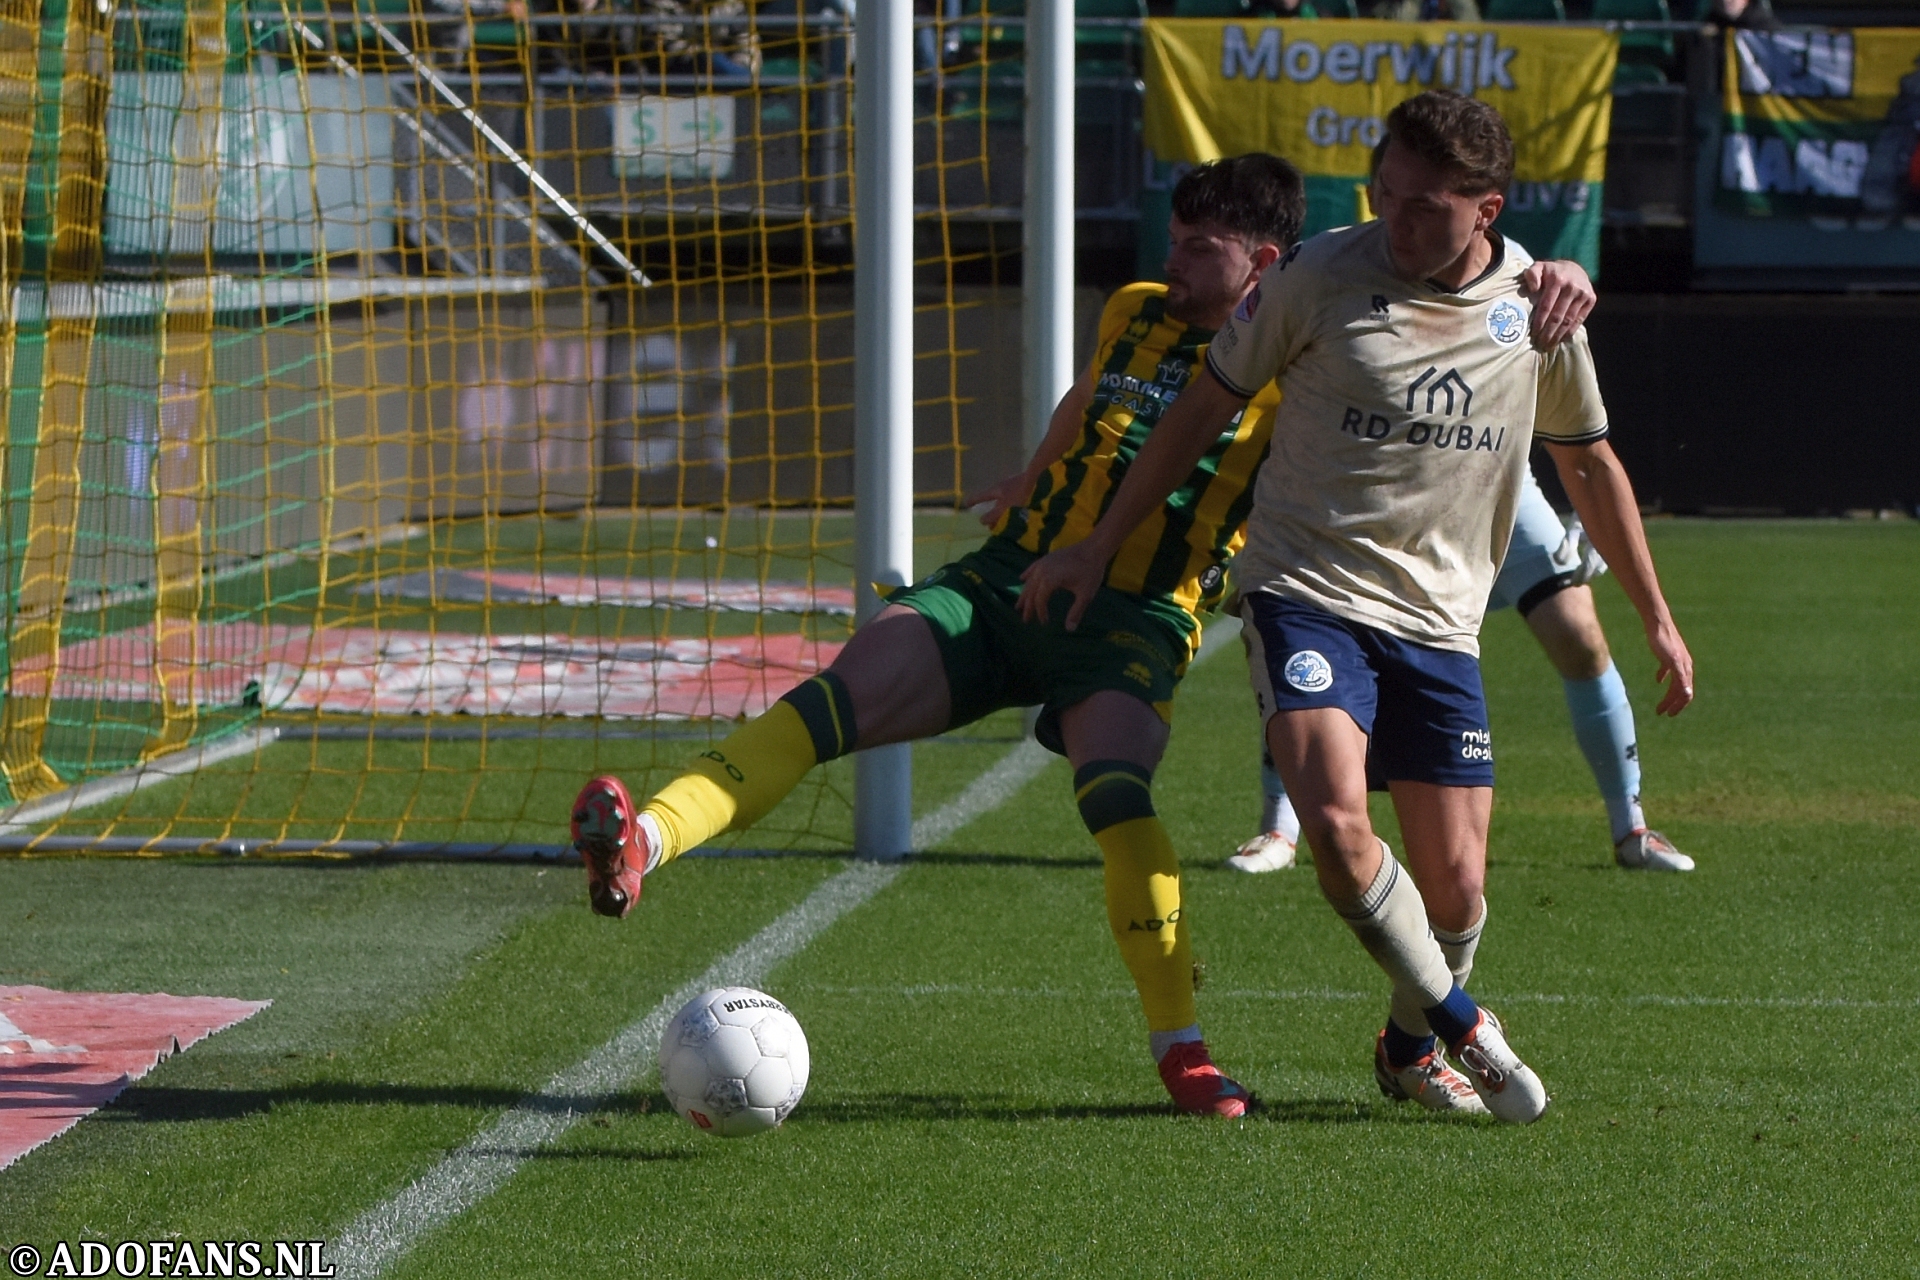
[657,986,810,1137]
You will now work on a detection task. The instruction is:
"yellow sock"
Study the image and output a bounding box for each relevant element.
[644,672,858,865]
[1075,761,1197,1033]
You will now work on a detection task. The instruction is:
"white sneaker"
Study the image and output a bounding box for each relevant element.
[1374,1029,1487,1115]
[1226,831,1296,873]
[1615,828,1694,872]
[1448,1010,1549,1124]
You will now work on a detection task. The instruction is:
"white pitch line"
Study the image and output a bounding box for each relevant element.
[329,859,903,1280]
[331,612,1244,1275]
[0,726,281,833]
[911,739,1053,849]
[331,685,1079,1272]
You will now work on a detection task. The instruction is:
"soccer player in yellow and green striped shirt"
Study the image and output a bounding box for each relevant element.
[570,155,1304,1117]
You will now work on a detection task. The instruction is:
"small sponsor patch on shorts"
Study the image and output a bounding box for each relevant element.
[1283,649,1334,693]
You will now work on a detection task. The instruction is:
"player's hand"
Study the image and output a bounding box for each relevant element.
[1521,260,1596,351]
[963,472,1034,529]
[1646,617,1695,717]
[1017,539,1108,631]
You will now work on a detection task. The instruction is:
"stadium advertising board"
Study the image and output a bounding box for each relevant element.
[1142,19,1615,273]
[1698,28,1920,281]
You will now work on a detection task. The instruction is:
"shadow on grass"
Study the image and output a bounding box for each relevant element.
[98,1082,1393,1130]
[469,1145,696,1163]
[783,1092,1381,1126]
[908,851,1104,870]
[99,1081,603,1123]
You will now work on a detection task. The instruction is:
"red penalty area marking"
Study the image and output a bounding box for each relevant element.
[0,985,268,1170]
[45,624,843,721]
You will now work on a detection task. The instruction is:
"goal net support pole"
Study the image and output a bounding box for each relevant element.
[1024,0,1076,458]
[1019,0,1076,744]
[853,0,914,860]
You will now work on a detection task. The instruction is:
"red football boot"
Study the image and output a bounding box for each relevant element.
[1156,1040,1253,1118]
[571,775,649,918]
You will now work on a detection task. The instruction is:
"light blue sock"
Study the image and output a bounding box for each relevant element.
[1564,662,1646,844]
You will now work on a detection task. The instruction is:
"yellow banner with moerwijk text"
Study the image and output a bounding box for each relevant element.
[1144,19,1617,267]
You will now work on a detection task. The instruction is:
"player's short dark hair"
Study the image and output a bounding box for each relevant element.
[1169,154,1306,248]
[1384,91,1514,196]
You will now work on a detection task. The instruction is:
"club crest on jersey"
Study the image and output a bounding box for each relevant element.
[1233,284,1262,324]
[1486,299,1527,347]
[1283,649,1334,693]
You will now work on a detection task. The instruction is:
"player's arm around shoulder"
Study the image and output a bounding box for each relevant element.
[1015,368,1250,630]
[1537,332,1694,717]
[1016,246,1325,630]
[1519,258,1597,351]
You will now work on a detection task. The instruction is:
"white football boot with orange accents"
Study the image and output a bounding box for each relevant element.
[1373,1029,1488,1115]
[1448,1009,1549,1124]
[1615,828,1694,872]
[1225,830,1296,874]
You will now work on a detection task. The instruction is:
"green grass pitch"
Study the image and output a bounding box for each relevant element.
[1,520,1916,1275]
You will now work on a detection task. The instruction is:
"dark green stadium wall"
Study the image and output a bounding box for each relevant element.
[1579,292,1920,516]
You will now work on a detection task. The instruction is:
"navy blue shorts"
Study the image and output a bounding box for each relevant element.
[1240,592,1495,789]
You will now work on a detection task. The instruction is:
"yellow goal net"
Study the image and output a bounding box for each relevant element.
[0,0,1026,856]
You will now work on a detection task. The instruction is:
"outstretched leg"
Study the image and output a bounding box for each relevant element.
[573,606,953,916]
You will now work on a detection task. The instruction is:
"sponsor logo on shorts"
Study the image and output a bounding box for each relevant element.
[1124,661,1154,687]
[1105,630,1165,666]
[1487,299,1527,346]
[1459,728,1493,761]
[1283,649,1334,693]
[1199,563,1226,595]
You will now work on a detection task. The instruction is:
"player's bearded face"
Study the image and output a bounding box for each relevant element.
[1372,142,1504,282]
[1162,217,1260,324]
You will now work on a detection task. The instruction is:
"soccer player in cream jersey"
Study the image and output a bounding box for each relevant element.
[1020,92,1694,1123]
[1231,467,1695,877]
[1228,146,1692,878]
